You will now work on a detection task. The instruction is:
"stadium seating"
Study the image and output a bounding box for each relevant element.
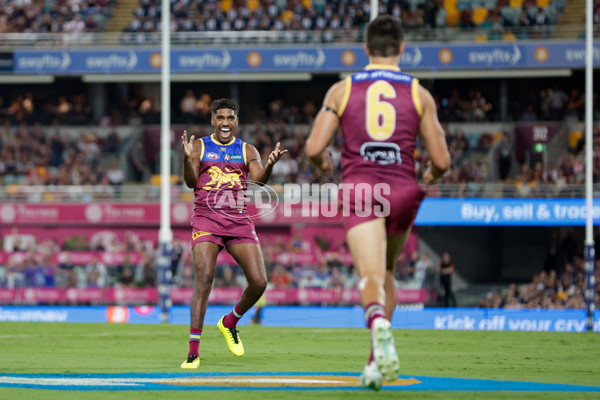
[115,0,567,43]
[0,0,114,34]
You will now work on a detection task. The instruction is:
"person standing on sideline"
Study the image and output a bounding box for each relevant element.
[439,251,457,307]
[305,14,450,390]
[180,98,287,369]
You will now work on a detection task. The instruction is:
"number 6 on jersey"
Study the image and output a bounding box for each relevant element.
[366,80,397,141]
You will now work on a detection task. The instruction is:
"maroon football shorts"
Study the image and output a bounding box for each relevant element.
[191,213,259,248]
[339,177,425,235]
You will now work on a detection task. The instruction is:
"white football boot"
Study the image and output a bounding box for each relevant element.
[359,361,383,391]
[371,318,400,382]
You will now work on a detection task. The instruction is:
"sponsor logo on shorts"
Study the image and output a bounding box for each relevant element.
[192,231,212,240]
[207,152,219,160]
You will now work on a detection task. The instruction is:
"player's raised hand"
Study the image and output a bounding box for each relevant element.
[266,142,288,166]
[181,130,195,160]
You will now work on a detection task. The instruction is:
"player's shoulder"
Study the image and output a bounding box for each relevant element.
[325,78,346,95]
[190,135,206,150]
[324,78,348,103]
[199,135,211,143]
[417,83,435,107]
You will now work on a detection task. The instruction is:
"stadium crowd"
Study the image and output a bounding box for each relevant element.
[0,121,125,188]
[0,0,113,34]
[1,102,598,194]
[479,263,600,310]
[2,226,598,310]
[0,81,591,126]
[0,230,425,294]
[0,0,576,39]
[121,0,566,44]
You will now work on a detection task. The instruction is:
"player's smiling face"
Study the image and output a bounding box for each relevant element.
[211,108,238,144]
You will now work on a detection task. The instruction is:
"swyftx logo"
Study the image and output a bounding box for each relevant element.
[205,181,278,220]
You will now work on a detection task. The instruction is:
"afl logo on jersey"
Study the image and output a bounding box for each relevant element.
[207,152,219,160]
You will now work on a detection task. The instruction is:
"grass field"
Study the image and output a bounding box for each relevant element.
[1,321,599,399]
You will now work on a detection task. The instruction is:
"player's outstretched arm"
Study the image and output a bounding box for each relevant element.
[247,142,288,185]
[305,80,345,173]
[181,130,201,189]
[418,86,451,184]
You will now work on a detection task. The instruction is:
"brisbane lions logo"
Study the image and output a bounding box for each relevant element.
[202,166,244,190]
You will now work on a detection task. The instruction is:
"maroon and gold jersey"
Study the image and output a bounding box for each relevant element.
[338,64,423,184]
[193,134,249,217]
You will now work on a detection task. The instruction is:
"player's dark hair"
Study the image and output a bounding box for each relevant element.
[365,14,404,57]
[211,98,239,115]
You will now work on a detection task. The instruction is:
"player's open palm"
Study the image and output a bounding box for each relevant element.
[181,130,195,159]
[267,142,288,166]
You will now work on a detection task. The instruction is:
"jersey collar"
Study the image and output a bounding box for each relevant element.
[365,64,401,72]
[210,133,235,146]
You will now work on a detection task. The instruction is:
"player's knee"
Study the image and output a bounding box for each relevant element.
[194,271,214,289]
[358,275,384,290]
[251,277,267,294]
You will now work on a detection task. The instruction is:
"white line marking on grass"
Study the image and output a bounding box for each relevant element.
[0,335,38,338]
[0,378,140,386]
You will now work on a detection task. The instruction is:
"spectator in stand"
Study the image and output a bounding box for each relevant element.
[22,251,41,287]
[171,236,184,283]
[439,251,457,307]
[532,7,550,37]
[58,253,77,287]
[547,87,569,120]
[519,105,538,122]
[128,140,151,182]
[106,159,126,186]
[118,264,135,286]
[466,90,491,122]
[3,228,35,252]
[414,252,434,288]
[0,262,7,287]
[290,231,310,253]
[104,127,121,155]
[85,255,108,288]
[270,264,292,288]
[135,249,156,287]
[179,263,194,288]
[329,265,346,289]
[480,255,599,310]
[6,254,24,288]
[406,250,419,281]
[180,90,197,123]
[565,89,585,121]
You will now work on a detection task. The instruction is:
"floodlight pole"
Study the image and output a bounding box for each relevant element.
[158,0,173,324]
[584,0,596,332]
